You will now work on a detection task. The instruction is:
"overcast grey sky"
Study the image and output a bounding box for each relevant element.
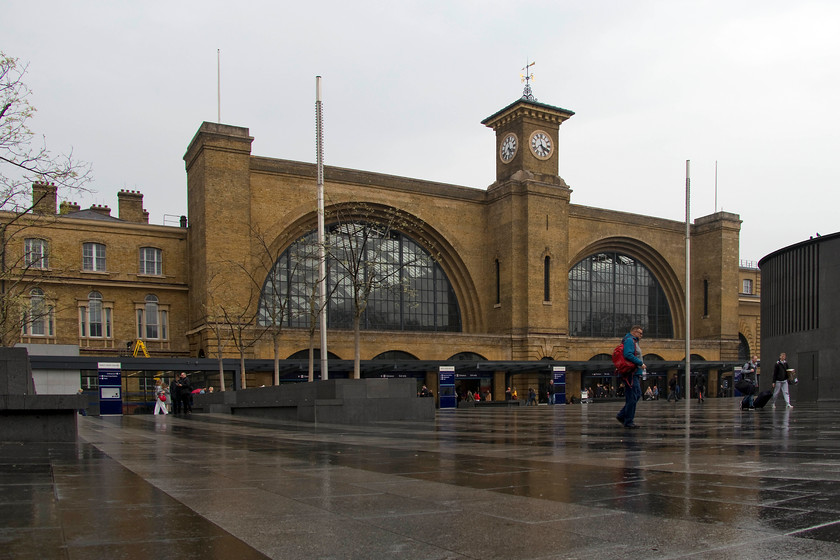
[3,0,838,262]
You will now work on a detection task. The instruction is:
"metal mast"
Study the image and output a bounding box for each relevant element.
[685,160,691,408]
[316,76,328,380]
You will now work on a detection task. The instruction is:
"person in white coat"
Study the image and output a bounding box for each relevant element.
[154,379,169,415]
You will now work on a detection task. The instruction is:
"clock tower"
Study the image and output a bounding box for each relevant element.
[481,73,576,360]
[481,95,574,184]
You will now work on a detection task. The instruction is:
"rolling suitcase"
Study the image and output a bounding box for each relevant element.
[753,389,773,409]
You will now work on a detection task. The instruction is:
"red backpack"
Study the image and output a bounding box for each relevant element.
[612,341,636,374]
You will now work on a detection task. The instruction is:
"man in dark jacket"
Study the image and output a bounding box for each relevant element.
[170,376,182,414]
[175,372,193,414]
[615,325,646,428]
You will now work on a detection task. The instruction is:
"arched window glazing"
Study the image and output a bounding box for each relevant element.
[568,252,673,338]
[259,224,461,332]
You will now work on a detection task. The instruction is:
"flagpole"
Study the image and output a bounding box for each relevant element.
[217,49,221,123]
[316,76,329,380]
[685,160,691,412]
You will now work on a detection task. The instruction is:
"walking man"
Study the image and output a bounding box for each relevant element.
[616,325,646,429]
[771,352,793,409]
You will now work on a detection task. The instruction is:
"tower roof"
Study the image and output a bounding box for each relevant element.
[481,98,575,130]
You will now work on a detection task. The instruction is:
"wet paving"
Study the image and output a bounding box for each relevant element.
[2,398,840,559]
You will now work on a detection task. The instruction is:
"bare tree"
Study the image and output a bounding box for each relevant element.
[326,202,438,379]
[1,52,91,346]
[251,225,336,383]
[205,261,265,390]
[202,267,233,392]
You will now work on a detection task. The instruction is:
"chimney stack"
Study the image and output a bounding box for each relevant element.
[32,182,57,214]
[89,204,111,217]
[59,201,81,214]
[117,190,149,223]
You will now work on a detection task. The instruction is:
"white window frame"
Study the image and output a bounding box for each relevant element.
[139,247,163,276]
[136,294,169,341]
[79,291,113,339]
[22,288,54,337]
[82,242,107,272]
[742,279,753,295]
[24,238,49,269]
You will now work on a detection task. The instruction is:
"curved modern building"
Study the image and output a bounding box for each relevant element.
[759,232,840,402]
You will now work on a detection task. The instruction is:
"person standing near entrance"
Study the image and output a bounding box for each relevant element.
[154,379,169,415]
[695,371,706,403]
[771,353,793,409]
[170,376,181,414]
[616,325,646,429]
[175,372,193,414]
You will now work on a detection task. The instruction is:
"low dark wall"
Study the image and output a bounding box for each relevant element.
[193,378,434,424]
[0,347,85,442]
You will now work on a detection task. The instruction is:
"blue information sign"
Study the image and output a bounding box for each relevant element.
[98,362,123,415]
[439,366,456,409]
[553,366,566,405]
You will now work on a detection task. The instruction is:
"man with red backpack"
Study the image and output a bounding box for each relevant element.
[615,325,646,429]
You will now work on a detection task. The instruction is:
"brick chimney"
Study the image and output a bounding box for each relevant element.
[32,182,57,214]
[59,201,81,214]
[89,204,112,217]
[117,189,149,223]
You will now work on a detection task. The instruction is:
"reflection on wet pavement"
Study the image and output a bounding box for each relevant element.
[2,398,840,558]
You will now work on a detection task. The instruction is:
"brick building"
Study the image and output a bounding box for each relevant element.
[6,93,753,400]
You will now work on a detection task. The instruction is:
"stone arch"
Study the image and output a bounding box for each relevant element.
[259,201,484,333]
[568,236,685,337]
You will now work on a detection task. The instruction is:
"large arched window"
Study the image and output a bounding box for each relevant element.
[259,225,461,332]
[569,252,673,338]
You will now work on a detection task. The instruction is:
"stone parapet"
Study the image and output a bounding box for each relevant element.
[192,378,434,424]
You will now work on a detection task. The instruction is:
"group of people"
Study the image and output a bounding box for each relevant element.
[153,372,213,415]
[615,322,797,426]
[460,388,491,402]
[736,352,794,410]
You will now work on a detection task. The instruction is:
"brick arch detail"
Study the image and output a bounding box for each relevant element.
[261,201,484,333]
[568,237,685,336]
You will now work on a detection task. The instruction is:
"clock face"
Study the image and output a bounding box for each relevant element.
[529,130,552,159]
[500,133,518,163]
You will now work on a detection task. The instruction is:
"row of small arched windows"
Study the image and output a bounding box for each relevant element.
[22,290,168,341]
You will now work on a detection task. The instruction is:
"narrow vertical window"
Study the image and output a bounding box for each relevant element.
[89,291,103,337]
[544,256,551,302]
[24,288,53,336]
[81,291,112,338]
[495,259,501,305]
[145,295,159,339]
[703,279,709,316]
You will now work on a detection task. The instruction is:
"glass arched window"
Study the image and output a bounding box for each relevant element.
[23,287,54,337]
[136,294,168,340]
[259,224,461,332]
[80,291,113,339]
[568,252,673,338]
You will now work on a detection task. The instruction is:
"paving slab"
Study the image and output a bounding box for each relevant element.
[2,398,840,559]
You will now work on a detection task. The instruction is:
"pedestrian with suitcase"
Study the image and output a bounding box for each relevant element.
[737,355,759,409]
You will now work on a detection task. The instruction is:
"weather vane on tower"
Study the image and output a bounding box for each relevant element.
[520,60,536,101]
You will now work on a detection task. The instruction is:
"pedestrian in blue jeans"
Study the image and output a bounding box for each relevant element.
[616,325,646,429]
